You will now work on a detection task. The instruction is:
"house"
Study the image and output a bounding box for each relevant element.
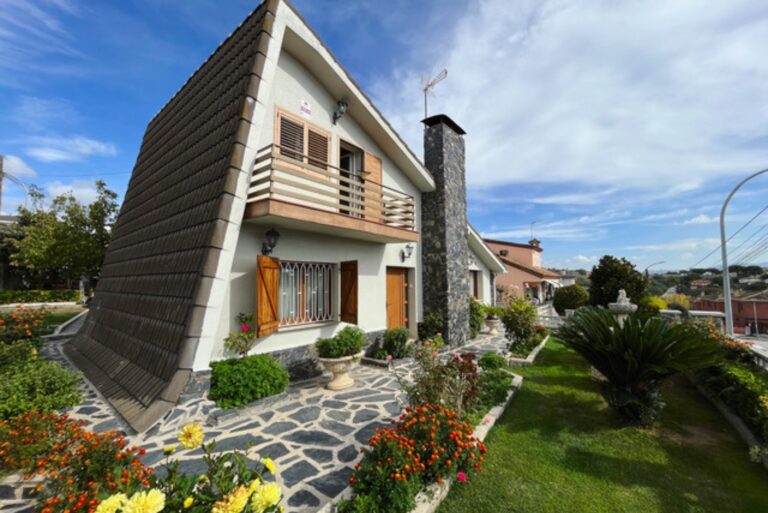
[484,238,561,303]
[693,291,768,334]
[66,0,504,432]
[690,278,712,289]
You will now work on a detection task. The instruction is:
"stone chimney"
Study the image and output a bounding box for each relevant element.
[421,114,470,346]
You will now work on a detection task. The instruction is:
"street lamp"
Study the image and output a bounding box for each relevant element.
[643,261,665,279]
[720,167,768,335]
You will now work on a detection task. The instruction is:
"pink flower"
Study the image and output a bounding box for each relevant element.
[432,351,439,357]
[457,471,467,483]
[386,355,393,362]
[483,417,492,425]
[240,324,250,332]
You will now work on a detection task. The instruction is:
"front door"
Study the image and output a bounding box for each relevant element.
[386,267,409,329]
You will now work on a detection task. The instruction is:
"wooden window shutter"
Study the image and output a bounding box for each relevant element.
[256,255,280,337]
[340,260,358,324]
[307,129,329,169]
[363,152,383,222]
[278,114,304,161]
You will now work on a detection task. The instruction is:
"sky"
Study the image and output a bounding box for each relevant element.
[2,0,768,271]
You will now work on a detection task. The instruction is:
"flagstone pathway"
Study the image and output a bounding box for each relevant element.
[1,330,509,513]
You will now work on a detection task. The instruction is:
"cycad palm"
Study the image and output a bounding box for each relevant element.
[556,307,722,423]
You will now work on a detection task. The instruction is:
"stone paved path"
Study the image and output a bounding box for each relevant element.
[2,332,509,513]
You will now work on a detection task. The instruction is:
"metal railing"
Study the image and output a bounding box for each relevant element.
[248,144,416,230]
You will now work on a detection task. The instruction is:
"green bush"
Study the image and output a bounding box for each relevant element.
[382,327,411,359]
[637,295,667,318]
[0,289,80,305]
[209,354,289,408]
[477,369,513,408]
[552,284,588,315]
[484,305,504,319]
[501,297,537,344]
[588,255,647,307]
[469,298,485,338]
[316,326,366,358]
[478,352,507,371]
[417,313,443,340]
[0,340,37,367]
[556,307,722,424]
[0,358,82,420]
[698,360,768,443]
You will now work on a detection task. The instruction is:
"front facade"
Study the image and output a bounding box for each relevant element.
[66,0,500,431]
[485,238,561,303]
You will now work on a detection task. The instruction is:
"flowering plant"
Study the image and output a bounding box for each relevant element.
[0,306,50,345]
[223,313,258,357]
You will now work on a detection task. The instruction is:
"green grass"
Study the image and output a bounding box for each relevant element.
[46,309,84,328]
[437,340,768,513]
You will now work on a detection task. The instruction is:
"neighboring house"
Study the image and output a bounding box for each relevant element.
[690,279,712,289]
[484,238,561,303]
[693,291,768,334]
[67,0,503,431]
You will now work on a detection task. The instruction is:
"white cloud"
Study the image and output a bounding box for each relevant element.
[2,154,36,178]
[45,179,100,204]
[682,214,717,225]
[372,0,768,197]
[625,238,720,252]
[25,136,117,162]
[12,96,79,131]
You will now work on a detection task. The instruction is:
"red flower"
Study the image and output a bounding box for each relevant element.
[240,324,250,332]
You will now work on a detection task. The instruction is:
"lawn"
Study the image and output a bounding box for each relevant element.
[437,340,768,513]
[46,308,84,328]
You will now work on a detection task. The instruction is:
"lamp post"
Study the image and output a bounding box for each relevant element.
[720,167,768,335]
[643,260,665,279]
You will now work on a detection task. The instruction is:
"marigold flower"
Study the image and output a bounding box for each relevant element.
[95,493,127,513]
[262,457,276,474]
[212,486,249,513]
[123,489,165,513]
[251,483,281,511]
[163,445,177,455]
[178,423,204,449]
[183,497,194,509]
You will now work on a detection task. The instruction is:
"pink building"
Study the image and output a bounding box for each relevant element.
[484,238,561,303]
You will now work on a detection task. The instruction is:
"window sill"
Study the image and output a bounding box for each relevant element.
[278,319,339,332]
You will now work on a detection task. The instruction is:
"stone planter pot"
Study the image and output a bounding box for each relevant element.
[318,351,364,390]
[485,318,501,336]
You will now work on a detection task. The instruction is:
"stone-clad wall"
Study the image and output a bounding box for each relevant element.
[421,115,470,346]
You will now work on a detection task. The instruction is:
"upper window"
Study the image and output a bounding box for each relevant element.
[276,110,330,169]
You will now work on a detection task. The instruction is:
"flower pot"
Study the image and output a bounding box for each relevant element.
[485,318,501,336]
[318,351,364,390]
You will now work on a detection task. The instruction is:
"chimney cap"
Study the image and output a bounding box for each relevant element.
[421,114,466,135]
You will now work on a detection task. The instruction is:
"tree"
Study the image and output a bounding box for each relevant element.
[588,255,647,307]
[10,181,118,288]
[553,284,588,315]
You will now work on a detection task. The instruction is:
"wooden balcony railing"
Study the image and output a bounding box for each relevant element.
[247,144,416,231]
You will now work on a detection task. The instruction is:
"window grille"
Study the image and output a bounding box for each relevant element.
[279,261,335,326]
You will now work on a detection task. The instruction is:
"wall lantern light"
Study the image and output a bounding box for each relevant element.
[262,228,280,255]
[400,243,415,262]
[332,97,349,124]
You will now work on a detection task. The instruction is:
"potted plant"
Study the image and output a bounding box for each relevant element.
[485,306,504,335]
[315,326,366,390]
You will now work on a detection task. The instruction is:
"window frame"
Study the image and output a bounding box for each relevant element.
[277,259,337,328]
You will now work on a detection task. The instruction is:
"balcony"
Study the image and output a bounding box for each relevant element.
[244,144,418,243]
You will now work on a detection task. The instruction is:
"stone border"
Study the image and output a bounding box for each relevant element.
[689,374,768,470]
[507,335,549,367]
[0,301,79,309]
[53,309,89,335]
[318,371,524,513]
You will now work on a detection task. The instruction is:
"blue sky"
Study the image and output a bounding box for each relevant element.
[2,0,768,271]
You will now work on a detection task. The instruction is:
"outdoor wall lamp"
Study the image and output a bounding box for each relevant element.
[332,97,348,124]
[261,228,280,255]
[400,243,414,262]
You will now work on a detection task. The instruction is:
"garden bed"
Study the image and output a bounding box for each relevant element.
[507,335,549,367]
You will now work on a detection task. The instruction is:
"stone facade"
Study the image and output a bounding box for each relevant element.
[421,114,471,346]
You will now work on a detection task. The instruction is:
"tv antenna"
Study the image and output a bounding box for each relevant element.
[422,68,448,119]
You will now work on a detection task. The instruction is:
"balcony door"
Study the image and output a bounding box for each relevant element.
[339,142,364,218]
[386,267,409,329]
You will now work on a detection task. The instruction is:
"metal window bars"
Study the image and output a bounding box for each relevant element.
[279,260,335,326]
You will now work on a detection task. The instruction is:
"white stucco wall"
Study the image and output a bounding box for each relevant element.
[469,248,494,305]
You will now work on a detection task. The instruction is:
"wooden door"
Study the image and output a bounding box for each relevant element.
[386,267,409,329]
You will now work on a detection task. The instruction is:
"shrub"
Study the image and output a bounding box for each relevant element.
[637,295,667,317]
[417,313,443,340]
[209,354,289,408]
[316,326,366,358]
[484,305,504,319]
[476,369,513,409]
[478,352,506,371]
[588,255,647,307]
[340,404,487,513]
[501,297,537,344]
[469,298,485,338]
[382,327,411,359]
[0,307,50,345]
[664,293,691,310]
[0,348,82,420]
[556,307,722,423]
[223,312,257,357]
[0,289,80,305]
[552,284,588,315]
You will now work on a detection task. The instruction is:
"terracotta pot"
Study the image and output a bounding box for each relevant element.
[485,318,501,336]
[318,351,364,390]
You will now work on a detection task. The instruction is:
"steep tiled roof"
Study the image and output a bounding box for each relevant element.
[498,255,561,280]
[66,0,276,432]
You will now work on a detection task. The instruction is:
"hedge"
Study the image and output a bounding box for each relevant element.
[209,354,289,409]
[0,289,80,305]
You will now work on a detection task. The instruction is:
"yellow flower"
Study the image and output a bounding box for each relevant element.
[183,497,194,509]
[163,445,177,455]
[95,493,127,513]
[250,483,281,512]
[123,489,165,513]
[178,423,204,449]
[212,486,250,513]
[262,457,276,474]
[760,395,768,411]
[247,478,261,495]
